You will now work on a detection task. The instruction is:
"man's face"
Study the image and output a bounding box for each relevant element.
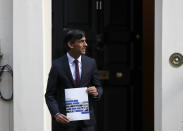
[69,37,88,55]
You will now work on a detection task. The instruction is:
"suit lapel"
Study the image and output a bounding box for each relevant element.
[63,55,76,88]
[80,55,87,86]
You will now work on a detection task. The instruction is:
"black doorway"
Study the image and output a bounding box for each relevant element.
[52,0,146,131]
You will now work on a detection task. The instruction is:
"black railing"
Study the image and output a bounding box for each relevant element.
[0,64,13,101]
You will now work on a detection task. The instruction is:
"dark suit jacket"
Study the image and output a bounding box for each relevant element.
[45,54,103,128]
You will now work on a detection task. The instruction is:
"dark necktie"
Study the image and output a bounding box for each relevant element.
[74,59,80,87]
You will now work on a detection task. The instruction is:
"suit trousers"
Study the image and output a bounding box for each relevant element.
[53,121,95,131]
[66,125,95,131]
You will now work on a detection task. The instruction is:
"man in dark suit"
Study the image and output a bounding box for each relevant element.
[45,29,103,131]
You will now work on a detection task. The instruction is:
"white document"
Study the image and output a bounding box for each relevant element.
[65,87,90,121]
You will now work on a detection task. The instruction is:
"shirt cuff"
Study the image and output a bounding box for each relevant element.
[55,113,60,118]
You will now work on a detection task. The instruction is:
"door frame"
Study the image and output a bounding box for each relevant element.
[142,0,154,131]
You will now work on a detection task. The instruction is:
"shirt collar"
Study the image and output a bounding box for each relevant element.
[67,52,81,64]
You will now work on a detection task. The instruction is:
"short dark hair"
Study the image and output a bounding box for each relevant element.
[63,28,85,51]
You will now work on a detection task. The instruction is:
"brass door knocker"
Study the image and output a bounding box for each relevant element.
[169,53,183,67]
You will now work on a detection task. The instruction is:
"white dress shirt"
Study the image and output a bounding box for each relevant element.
[67,52,82,80]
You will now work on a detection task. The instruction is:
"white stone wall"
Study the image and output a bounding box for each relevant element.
[0,0,51,131]
[0,0,13,131]
[155,0,183,131]
[13,0,51,131]
[155,0,162,130]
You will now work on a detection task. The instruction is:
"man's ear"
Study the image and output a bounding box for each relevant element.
[67,42,74,49]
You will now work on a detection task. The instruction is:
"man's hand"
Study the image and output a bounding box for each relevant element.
[55,113,70,124]
[87,86,98,97]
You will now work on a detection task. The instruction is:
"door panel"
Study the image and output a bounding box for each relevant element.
[101,0,135,86]
[52,0,97,59]
[64,0,97,58]
[104,0,131,27]
[104,87,134,131]
[64,0,91,27]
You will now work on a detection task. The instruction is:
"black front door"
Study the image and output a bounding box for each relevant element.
[52,0,142,130]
